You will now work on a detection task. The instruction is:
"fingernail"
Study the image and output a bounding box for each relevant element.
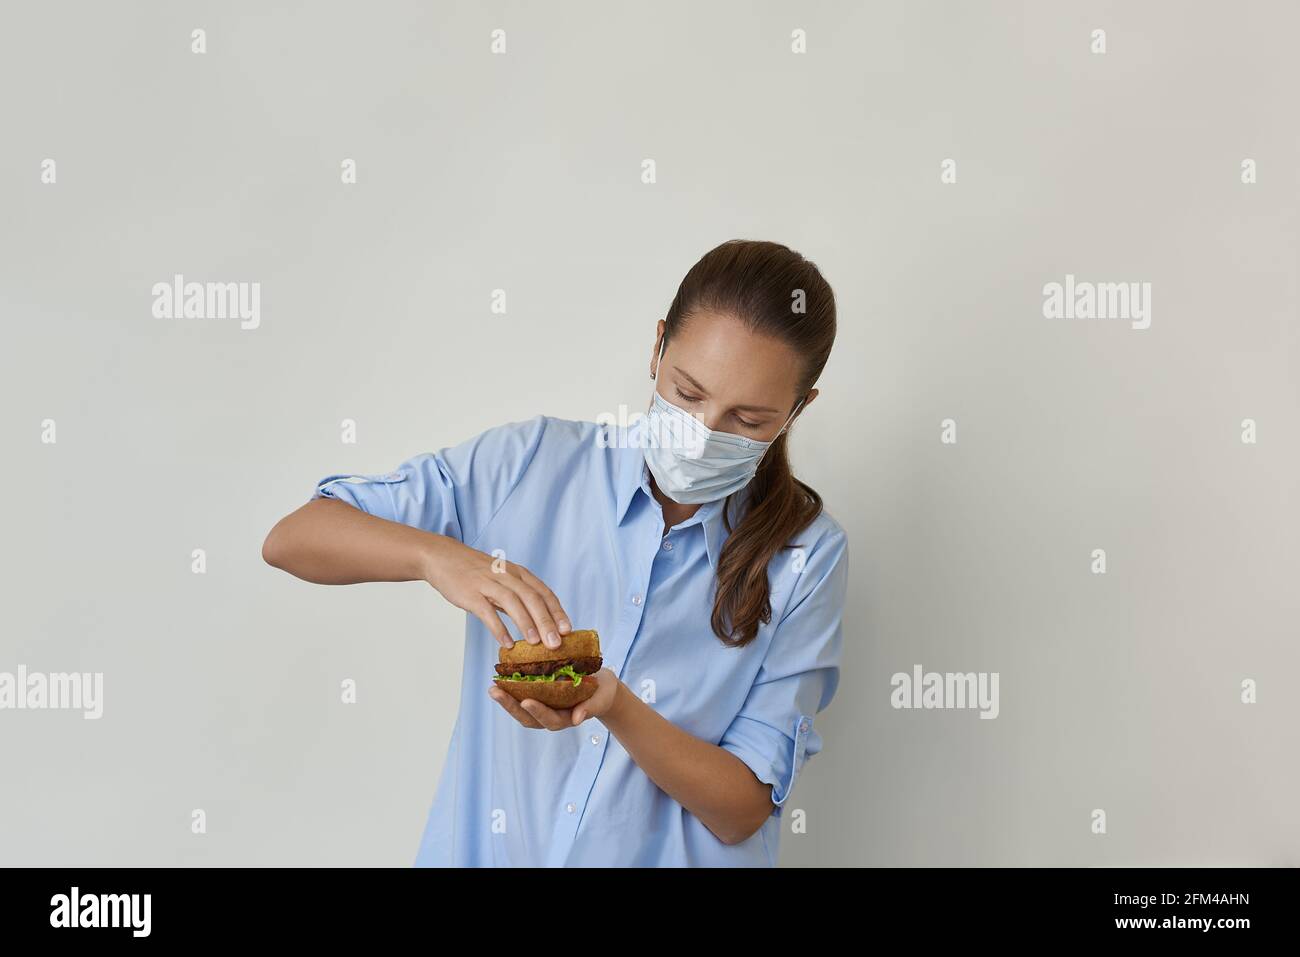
[558,619,572,634]
[527,627,539,642]
[500,637,514,649]
[545,631,560,648]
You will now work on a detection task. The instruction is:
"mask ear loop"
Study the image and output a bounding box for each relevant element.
[647,338,669,451]
[754,394,807,468]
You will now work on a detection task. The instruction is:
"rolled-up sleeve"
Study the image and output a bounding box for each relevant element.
[311,414,548,546]
[719,523,848,810]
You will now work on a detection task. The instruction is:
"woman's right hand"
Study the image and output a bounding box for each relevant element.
[422,535,572,650]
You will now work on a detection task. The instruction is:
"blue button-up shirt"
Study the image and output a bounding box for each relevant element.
[312,414,847,866]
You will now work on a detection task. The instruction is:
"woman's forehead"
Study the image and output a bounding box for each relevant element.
[668,312,805,400]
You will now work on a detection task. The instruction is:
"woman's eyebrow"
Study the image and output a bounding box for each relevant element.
[675,366,783,414]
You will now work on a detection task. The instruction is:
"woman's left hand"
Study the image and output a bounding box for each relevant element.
[488,667,620,730]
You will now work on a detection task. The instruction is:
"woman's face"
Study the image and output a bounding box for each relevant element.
[651,311,818,441]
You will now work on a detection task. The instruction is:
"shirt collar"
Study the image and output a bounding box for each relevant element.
[612,415,739,572]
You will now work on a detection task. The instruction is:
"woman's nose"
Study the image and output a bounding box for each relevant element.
[696,405,727,432]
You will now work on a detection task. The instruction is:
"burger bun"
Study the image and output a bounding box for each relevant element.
[495,675,599,709]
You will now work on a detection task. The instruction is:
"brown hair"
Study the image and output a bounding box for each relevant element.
[660,239,837,648]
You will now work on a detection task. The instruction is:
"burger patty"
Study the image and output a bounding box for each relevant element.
[495,656,603,678]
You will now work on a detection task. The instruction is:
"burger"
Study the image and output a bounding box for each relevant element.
[493,629,602,708]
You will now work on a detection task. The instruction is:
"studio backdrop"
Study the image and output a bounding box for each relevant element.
[1,0,1296,866]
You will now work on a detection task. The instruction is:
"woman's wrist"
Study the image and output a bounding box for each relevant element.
[417,532,452,588]
[601,677,637,728]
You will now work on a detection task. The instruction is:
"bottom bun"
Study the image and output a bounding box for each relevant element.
[495,676,598,708]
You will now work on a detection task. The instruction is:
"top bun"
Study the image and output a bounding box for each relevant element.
[499,629,601,666]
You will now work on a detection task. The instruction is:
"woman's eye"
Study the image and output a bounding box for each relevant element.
[671,387,760,429]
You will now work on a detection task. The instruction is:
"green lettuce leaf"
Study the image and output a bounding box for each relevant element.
[493,663,586,687]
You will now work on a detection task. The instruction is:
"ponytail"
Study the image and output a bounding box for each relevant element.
[712,429,822,647]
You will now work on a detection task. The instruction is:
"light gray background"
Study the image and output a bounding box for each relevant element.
[1,0,1296,866]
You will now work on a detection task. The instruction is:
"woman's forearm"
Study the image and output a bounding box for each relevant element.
[600,680,774,846]
[262,497,446,585]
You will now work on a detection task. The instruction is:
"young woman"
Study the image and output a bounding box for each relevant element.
[263,239,847,867]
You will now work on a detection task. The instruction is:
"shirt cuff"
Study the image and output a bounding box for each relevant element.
[720,711,817,811]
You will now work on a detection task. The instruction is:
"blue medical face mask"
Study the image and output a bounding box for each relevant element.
[642,339,805,505]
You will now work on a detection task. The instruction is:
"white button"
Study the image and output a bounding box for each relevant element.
[631,595,642,606]
[662,540,673,551]
[565,802,576,814]
[590,734,601,745]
